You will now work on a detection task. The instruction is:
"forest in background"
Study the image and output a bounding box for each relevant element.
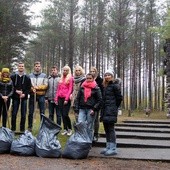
[0,0,170,112]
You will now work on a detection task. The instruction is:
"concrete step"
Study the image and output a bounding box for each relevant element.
[116,123,170,128]
[115,126,170,133]
[99,131,170,140]
[89,147,170,162]
[91,119,170,161]
[94,137,170,148]
[123,120,170,124]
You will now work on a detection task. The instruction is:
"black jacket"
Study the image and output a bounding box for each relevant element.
[74,85,102,112]
[101,81,123,123]
[0,80,14,98]
[11,73,31,99]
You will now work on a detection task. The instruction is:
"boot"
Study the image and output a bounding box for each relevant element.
[104,142,117,156]
[100,142,110,154]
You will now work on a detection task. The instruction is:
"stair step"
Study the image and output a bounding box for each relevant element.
[94,138,170,148]
[90,147,170,162]
[116,123,170,128]
[123,120,170,124]
[99,132,170,140]
[115,126,170,133]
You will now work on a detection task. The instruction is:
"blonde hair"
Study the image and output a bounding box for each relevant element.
[73,65,85,76]
[90,66,98,78]
[60,65,72,84]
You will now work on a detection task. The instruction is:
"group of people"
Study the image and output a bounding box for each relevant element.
[0,61,123,156]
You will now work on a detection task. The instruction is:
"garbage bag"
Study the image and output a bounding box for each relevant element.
[10,130,35,156]
[62,122,92,159]
[35,115,62,158]
[0,127,14,153]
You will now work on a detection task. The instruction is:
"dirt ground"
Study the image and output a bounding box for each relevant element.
[0,154,169,170]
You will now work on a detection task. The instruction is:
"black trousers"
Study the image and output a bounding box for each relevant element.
[103,122,116,143]
[58,97,72,130]
[0,98,10,127]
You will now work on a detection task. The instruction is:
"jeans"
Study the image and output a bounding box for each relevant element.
[48,100,61,126]
[58,98,71,130]
[28,95,45,129]
[78,108,96,141]
[0,98,10,127]
[11,98,27,131]
[103,122,116,143]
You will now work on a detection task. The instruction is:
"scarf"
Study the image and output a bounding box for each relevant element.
[74,75,86,84]
[81,80,97,102]
[0,77,11,83]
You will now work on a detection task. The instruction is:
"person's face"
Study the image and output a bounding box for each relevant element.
[104,74,113,82]
[34,64,41,72]
[90,69,96,76]
[51,68,58,76]
[75,68,81,76]
[63,68,69,76]
[2,72,9,77]
[18,64,25,72]
[86,75,94,82]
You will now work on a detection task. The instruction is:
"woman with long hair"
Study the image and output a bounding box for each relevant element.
[70,65,85,121]
[100,70,123,156]
[74,73,102,141]
[55,65,73,136]
[0,68,14,127]
[90,67,103,142]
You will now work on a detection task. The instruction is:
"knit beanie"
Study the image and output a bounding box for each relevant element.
[2,68,10,73]
[104,69,114,77]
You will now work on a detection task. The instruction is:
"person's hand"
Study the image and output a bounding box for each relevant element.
[64,100,68,105]
[34,86,38,90]
[90,109,94,116]
[55,101,58,105]
[2,96,8,102]
[16,90,22,95]
[32,88,36,93]
[70,94,72,100]
[20,93,25,98]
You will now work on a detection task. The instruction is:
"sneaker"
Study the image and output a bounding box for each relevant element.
[61,130,68,135]
[67,129,72,136]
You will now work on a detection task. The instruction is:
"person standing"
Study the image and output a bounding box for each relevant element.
[74,73,102,141]
[11,62,31,132]
[46,66,61,125]
[0,68,13,127]
[70,65,85,121]
[100,70,122,156]
[28,61,48,131]
[90,67,103,141]
[55,65,73,136]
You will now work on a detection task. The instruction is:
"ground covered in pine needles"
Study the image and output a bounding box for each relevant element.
[0,154,169,170]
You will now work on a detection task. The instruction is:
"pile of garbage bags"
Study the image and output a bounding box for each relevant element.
[0,116,92,159]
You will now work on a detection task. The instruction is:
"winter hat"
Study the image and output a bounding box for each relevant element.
[2,68,10,73]
[104,69,114,77]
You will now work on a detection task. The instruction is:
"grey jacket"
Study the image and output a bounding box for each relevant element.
[29,72,48,96]
[46,75,60,101]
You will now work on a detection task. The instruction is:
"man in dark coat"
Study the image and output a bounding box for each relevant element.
[11,62,31,131]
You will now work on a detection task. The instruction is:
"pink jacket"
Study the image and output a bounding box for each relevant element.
[55,76,73,102]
